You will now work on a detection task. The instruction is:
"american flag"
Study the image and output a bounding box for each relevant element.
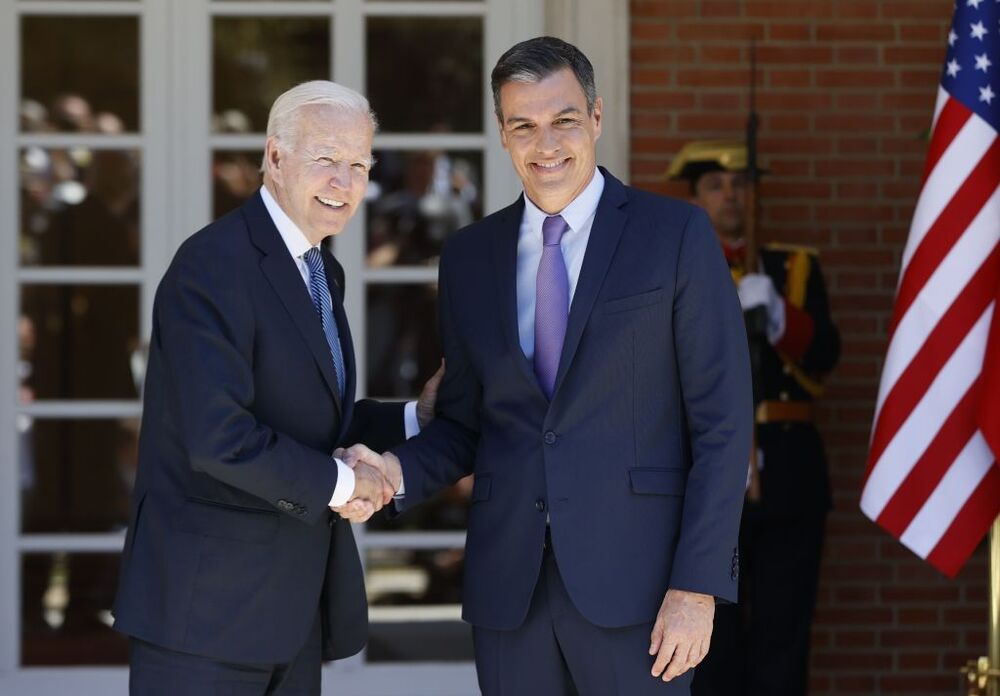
[860,0,1000,578]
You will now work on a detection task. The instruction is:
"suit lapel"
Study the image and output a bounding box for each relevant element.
[552,169,629,397]
[491,197,543,393]
[244,192,343,416]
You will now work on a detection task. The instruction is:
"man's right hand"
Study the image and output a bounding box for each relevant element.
[331,445,403,523]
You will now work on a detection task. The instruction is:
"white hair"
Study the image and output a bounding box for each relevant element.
[261,80,378,171]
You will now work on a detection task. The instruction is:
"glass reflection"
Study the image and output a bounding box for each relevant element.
[214,151,263,218]
[366,284,441,399]
[21,17,139,132]
[366,546,472,662]
[20,285,141,400]
[22,553,127,665]
[21,419,139,534]
[367,150,482,267]
[213,17,330,133]
[366,17,483,133]
[20,148,140,267]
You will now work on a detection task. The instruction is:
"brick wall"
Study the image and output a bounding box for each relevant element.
[629,1,989,693]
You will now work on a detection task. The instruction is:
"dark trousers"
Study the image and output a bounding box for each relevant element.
[129,613,322,696]
[692,506,826,696]
[473,538,693,696]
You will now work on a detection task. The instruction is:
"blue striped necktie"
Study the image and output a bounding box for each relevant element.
[303,247,346,398]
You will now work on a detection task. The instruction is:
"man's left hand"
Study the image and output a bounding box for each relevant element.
[648,588,714,682]
[416,360,445,429]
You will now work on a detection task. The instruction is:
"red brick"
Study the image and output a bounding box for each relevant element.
[676,22,764,41]
[835,1,880,19]
[677,68,742,88]
[767,23,812,41]
[631,45,696,64]
[631,21,672,42]
[817,69,895,88]
[758,45,834,64]
[767,68,812,88]
[818,23,895,41]
[746,0,833,18]
[701,0,742,17]
[885,45,947,65]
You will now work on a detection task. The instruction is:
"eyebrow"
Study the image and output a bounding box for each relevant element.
[307,147,375,168]
[504,106,582,125]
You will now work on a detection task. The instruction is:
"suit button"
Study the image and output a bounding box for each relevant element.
[779,391,789,401]
[535,499,546,512]
[277,499,293,511]
[543,431,557,445]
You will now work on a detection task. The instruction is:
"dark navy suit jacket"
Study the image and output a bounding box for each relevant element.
[393,170,753,631]
[113,191,403,664]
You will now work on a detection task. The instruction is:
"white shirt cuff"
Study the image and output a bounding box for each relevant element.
[767,297,786,345]
[328,458,356,507]
[404,400,421,439]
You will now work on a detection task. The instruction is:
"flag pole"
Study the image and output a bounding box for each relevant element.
[965,517,1000,695]
[989,516,1000,696]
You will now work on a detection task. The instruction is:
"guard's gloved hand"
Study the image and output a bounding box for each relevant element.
[737,273,785,345]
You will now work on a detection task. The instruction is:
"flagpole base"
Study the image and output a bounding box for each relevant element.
[963,657,1000,695]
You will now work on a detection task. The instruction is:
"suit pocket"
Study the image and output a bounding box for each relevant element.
[174,497,279,544]
[628,467,688,496]
[470,475,492,503]
[601,288,664,315]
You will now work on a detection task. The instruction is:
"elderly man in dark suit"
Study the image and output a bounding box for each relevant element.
[113,81,439,695]
[340,38,753,695]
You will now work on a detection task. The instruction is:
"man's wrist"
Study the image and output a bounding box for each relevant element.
[328,458,356,507]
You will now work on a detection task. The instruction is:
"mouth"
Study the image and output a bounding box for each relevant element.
[530,157,570,174]
[315,196,346,209]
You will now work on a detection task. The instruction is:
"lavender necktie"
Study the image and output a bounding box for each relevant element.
[534,215,570,399]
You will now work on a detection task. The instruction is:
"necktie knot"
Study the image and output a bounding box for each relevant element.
[303,246,323,272]
[542,215,569,247]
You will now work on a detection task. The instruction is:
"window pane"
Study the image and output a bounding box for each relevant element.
[367,150,482,267]
[366,17,483,133]
[214,150,263,218]
[213,17,331,133]
[21,16,139,133]
[20,148,141,267]
[21,419,139,534]
[366,283,441,399]
[22,553,127,665]
[20,285,141,400]
[367,547,471,662]
[368,476,471,532]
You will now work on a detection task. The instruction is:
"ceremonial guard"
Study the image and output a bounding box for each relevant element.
[672,142,840,696]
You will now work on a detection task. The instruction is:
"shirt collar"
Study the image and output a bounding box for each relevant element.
[260,184,316,260]
[522,168,605,235]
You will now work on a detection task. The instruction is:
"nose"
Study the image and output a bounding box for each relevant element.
[328,161,351,189]
[534,125,561,155]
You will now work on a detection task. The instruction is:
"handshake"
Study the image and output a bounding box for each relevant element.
[329,445,403,523]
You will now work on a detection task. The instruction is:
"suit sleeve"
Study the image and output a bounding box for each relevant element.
[342,399,405,454]
[667,208,754,602]
[389,245,480,508]
[156,245,338,525]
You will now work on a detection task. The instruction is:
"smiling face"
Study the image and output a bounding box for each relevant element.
[264,104,373,246]
[497,68,602,214]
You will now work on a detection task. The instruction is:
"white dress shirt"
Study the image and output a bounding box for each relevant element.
[259,186,419,507]
[517,168,605,359]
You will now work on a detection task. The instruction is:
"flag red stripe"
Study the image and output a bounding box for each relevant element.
[876,380,980,536]
[888,139,1000,339]
[865,243,1000,476]
[925,463,1000,578]
[921,97,973,185]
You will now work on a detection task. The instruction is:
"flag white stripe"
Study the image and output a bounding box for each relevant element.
[902,114,995,274]
[899,431,993,557]
[931,86,949,131]
[873,187,1000,419]
[861,306,992,518]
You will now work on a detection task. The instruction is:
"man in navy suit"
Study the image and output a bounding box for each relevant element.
[113,81,438,695]
[340,38,753,694]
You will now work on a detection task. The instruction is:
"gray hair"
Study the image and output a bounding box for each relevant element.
[490,37,597,121]
[261,80,378,171]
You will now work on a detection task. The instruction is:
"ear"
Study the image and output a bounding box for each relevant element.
[591,96,603,142]
[264,136,283,184]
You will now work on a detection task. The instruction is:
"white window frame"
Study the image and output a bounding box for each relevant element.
[0,0,543,692]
